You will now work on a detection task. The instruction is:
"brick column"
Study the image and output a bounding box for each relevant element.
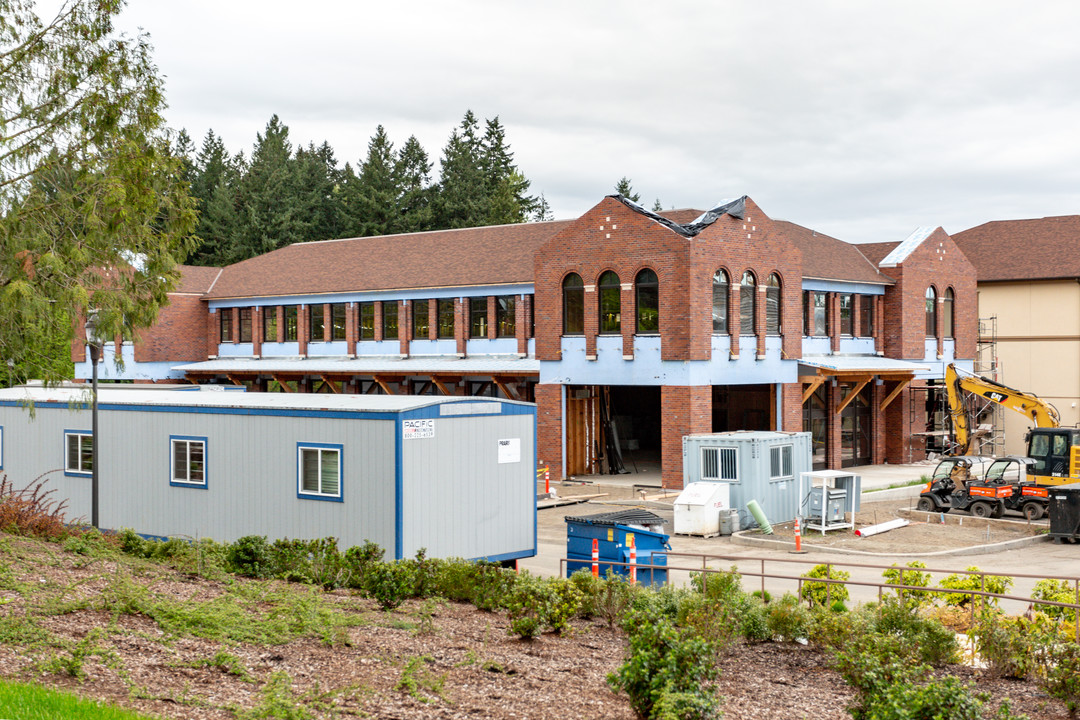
[660,386,712,489]
[584,282,597,359]
[620,282,634,359]
[456,298,467,357]
[374,301,384,342]
[346,302,357,357]
[827,381,843,469]
[536,383,564,481]
[298,305,309,357]
[322,303,331,342]
[252,307,262,357]
[729,280,740,358]
[207,308,220,357]
[780,382,802,432]
[936,293,944,358]
[516,294,528,356]
[399,300,411,357]
[487,296,497,340]
[872,380,886,464]
[875,296,884,353]
[428,298,438,341]
[852,297,862,339]
[756,281,767,359]
[830,293,841,352]
[275,306,284,343]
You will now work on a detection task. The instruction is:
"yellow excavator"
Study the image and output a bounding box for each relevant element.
[945,364,1080,486]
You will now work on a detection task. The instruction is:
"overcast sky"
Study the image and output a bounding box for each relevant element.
[113,1,1080,244]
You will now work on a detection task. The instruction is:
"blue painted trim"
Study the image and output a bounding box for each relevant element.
[168,435,208,489]
[800,279,887,295]
[0,425,3,470]
[63,429,92,477]
[296,442,344,502]
[0,400,404,422]
[532,408,538,559]
[472,548,536,562]
[394,416,404,561]
[208,284,534,308]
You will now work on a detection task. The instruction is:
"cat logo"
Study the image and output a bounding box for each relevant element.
[984,392,1007,403]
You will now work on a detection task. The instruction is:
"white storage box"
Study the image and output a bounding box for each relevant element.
[674,482,731,537]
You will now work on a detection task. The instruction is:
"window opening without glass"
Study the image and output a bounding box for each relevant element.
[701,446,738,481]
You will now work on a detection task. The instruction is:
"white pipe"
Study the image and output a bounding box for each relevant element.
[855,518,909,538]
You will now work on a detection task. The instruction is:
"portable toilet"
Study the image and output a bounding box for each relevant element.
[674,481,731,537]
[565,510,669,586]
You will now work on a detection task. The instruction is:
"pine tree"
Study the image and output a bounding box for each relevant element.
[433,110,488,229]
[532,193,554,222]
[188,130,242,265]
[236,115,304,259]
[480,116,536,224]
[353,126,398,237]
[614,177,640,203]
[394,135,434,233]
[294,140,343,242]
[652,198,663,213]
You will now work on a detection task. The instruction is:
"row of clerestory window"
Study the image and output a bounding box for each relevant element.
[219,297,531,344]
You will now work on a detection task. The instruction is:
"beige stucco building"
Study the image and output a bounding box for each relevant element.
[953,217,1080,455]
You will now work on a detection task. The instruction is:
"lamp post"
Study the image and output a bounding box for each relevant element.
[84,311,103,529]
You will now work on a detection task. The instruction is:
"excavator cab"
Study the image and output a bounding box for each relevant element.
[1026,428,1080,482]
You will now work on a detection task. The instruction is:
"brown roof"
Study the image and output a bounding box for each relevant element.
[854,241,900,267]
[206,221,574,300]
[176,265,223,294]
[772,221,894,284]
[952,216,1080,281]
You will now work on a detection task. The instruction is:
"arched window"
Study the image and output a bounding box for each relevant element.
[740,271,756,335]
[925,286,937,337]
[943,288,954,338]
[598,271,621,334]
[712,270,729,334]
[562,274,584,335]
[765,273,782,334]
[635,268,659,333]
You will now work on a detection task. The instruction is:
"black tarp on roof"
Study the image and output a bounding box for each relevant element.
[564,509,666,527]
[607,195,746,237]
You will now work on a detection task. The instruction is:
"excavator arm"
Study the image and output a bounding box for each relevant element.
[945,364,1060,455]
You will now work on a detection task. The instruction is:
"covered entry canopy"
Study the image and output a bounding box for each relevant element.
[798,356,932,413]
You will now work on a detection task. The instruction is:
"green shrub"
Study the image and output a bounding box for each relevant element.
[970,610,1043,679]
[739,597,771,643]
[606,610,720,720]
[874,598,958,667]
[690,567,743,601]
[343,540,385,590]
[409,548,439,598]
[750,589,771,603]
[227,535,272,578]
[858,675,1025,720]
[1031,578,1078,622]
[799,564,850,607]
[506,575,583,639]
[808,604,873,652]
[936,566,1013,608]
[767,593,811,642]
[882,561,932,607]
[365,561,416,610]
[1034,633,1080,720]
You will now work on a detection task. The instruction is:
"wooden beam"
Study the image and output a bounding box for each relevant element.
[879,378,912,411]
[801,377,825,404]
[225,373,247,387]
[372,375,396,395]
[271,374,294,392]
[493,377,520,400]
[798,374,824,385]
[431,377,452,396]
[319,374,341,394]
[835,376,872,414]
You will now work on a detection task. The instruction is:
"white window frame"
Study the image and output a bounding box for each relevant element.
[770,444,794,481]
[297,443,343,502]
[64,430,93,477]
[170,436,207,488]
[700,446,738,482]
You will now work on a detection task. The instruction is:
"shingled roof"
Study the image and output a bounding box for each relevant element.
[952,215,1080,282]
[175,265,223,294]
[205,221,575,300]
[855,241,900,267]
[771,221,894,285]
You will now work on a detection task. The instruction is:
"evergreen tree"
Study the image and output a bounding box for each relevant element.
[433,110,488,229]
[188,130,243,265]
[235,115,304,259]
[614,177,640,203]
[394,136,433,233]
[652,198,663,213]
[480,116,536,224]
[532,193,554,222]
[353,126,398,236]
[294,140,343,242]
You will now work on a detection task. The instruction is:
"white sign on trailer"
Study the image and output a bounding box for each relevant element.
[498,438,520,464]
[403,419,434,440]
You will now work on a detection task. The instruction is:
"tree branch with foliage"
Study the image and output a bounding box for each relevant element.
[0,0,196,384]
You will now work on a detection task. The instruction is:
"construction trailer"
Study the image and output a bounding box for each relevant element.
[0,386,536,562]
[682,431,813,528]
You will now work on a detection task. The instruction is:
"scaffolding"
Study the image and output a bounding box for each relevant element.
[972,316,1005,457]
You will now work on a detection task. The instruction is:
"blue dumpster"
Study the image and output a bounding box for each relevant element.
[565,510,670,586]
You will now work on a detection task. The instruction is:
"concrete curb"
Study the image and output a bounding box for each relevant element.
[730,525,1051,558]
[861,485,925,502]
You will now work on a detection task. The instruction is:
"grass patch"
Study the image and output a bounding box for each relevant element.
[864,478,927,493]
[0,679,162,719]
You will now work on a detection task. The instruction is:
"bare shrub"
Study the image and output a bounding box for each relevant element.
[0,472,72,539]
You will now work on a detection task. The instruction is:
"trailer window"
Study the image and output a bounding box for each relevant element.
[298,444,342,501]
[701,447,737,481]
[64,431,93,476]
[770,445,793,480]
[170,436,207,488]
